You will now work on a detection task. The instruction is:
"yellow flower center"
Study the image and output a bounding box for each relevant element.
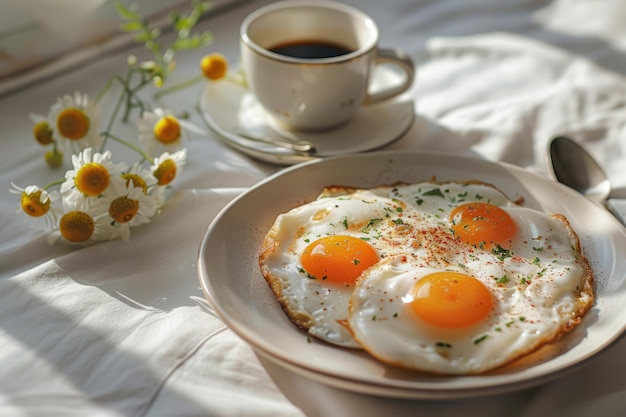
[122,173,148,193]
[200,53,228,80]
[20,190,50,217]
[59,211,95,243]
[33,121,54,145]
[109,196,139,224]
[153,159,177,186]
[57,107,90,140]
[75,162,110,196]
[153,116,181,144]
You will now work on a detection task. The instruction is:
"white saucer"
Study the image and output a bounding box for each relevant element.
[198,67,415,165]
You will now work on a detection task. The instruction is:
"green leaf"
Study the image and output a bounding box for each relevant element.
[170,39,191,50]
[119,21,144,32]
[170,33,212,50]
[115,3,141,21]
[134,32,151,43]
[169,12,183,30]
[194,32,214,46]
[147,41,161,54]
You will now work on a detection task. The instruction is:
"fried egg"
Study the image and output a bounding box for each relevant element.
[259,180,594,373]
[347,183,594,374]
[259,188,407,347]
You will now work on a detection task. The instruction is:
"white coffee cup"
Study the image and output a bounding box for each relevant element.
[240,0,415,131]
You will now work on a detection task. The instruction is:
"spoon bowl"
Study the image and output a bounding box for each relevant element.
[549,136,611,204]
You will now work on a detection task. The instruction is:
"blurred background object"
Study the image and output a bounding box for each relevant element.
[0,0,242,96]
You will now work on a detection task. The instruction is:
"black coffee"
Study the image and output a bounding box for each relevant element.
[269,40,352,59]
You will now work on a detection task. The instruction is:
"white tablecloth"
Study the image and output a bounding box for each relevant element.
[2,0,626,416]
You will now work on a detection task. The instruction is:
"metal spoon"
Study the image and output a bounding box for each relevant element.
[549,135,626,226]
[195,103,316,155]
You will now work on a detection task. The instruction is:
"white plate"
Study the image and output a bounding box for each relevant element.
[197,149,626,399]
[198,67,414,165]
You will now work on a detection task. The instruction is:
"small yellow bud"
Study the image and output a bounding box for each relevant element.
[45,149,63,168]
[200,53,228,80]
[33,121,54,145]
[153,116,181,144]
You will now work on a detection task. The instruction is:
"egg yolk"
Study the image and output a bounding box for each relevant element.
[408,272,493,328]
[301,235,379,285]
[450,202,516,249]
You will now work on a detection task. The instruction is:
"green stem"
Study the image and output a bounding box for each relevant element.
[122,72,153,123]
[95,74,118,104]
[100,70,132,152]
[153,75,203,100]
[102,132,154,163]
[43,179,65,190]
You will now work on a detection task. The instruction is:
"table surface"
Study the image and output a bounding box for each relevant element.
[2,0,626,416]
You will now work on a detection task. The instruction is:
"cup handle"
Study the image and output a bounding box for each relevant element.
[365,48,415,105]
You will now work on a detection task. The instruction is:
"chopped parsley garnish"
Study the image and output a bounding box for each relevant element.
[473,334,489,345]
[298,267,317,280]
[436,342,452,348]
[492,245,512,261]
[362,218,382,233]
[422,188,445,198]
[495,275,510,285]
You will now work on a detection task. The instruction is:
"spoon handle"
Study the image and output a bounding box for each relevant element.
[606,199,626,227]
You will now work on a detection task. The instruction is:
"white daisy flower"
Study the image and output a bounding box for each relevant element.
[151,149,187,187]
[60,147,127,204]
[122,162,157,194]
[99,177,159,241]
[10,182,60,230]
[138,108,200,157]
[47,195,119,246]
[48,91,102,153]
